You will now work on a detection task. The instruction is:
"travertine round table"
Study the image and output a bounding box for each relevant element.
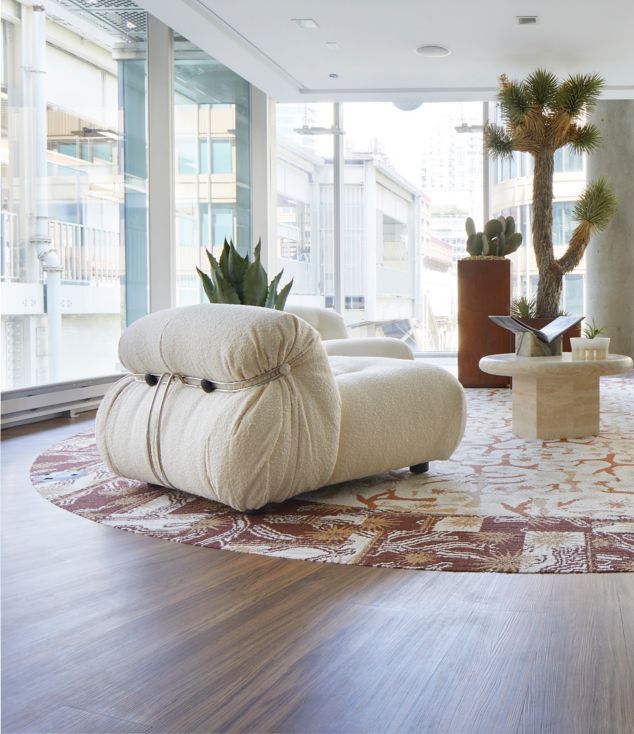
[479,353,633,439]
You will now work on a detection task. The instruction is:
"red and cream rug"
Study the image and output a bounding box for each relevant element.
[31,377,634,573]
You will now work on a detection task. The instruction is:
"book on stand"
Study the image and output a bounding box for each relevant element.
[488,315,583,356]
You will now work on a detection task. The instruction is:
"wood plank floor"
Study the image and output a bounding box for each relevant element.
[2,414,633,734]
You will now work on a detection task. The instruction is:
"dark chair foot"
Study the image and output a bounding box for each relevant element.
[410,461,429,474]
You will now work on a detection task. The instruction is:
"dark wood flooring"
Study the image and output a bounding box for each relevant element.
[2,414,634,734]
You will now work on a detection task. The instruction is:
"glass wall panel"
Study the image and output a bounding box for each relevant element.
[276,102,483,351]
[1,2,148,389]
[276,103,335,305]
[173,40,251,306]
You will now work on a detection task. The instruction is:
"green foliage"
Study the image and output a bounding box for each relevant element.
[499,81,530,124]
[573,177,617,230]
[583,318,606,339]
[569,123,601,154]
[554,73,604,116]
[483,123,514,159]
[524,68,558,107]
[510,296,538,319]
[464,216,523,258]
[196,239,293,310]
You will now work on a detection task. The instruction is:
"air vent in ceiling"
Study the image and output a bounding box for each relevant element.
[517,16,538,25]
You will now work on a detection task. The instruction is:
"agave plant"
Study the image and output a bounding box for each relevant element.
[485,68,617,317]
[510,296,538,319]
[582,318,605,339]
[196,239,293,310]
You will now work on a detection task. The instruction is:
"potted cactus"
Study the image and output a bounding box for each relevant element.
[196,239,293,309]
[465,215,523,258]
[458,215,523,387]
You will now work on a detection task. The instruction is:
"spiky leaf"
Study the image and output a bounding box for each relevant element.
[525,68,558,107]
[480,232,491,256]
[243,257,268,306]
[465,217,476,236]
[555,73,604,117]
[505,216,516,236]
[265,270,283,309]
[196,267,216,303]
[207,258,241,304]
[484,123,514,158]
[510,296,537,318]
[569,123,601,154]
[499,81,530,124]
[226,241,249,299]
[573,177,617,230]
[275,279,293,311]
[218,239,231,275]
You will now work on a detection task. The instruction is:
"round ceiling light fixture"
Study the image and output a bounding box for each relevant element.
[393,100,423,111]
[415,44,451,58]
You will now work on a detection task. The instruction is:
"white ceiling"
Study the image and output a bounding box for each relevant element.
[138,0,634,102]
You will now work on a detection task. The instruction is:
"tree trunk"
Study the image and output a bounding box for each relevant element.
[536,264,563,317]
[532,150,561,316]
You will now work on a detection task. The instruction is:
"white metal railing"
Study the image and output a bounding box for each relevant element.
[1,214,120,284]
[1,211,21,281]
[48,220,120,283]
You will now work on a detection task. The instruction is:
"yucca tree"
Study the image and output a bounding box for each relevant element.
[485,69,617,317]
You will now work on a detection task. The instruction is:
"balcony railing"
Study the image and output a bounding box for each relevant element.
[1,211,21,281]
[1,213,121,285]
[49,220,120,284]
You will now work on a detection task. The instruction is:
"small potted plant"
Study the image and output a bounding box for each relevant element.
[458,215,522,387]
[196,239,293,309]
[570,319,610,360]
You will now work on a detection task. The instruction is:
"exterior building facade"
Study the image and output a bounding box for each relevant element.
[277,139,454,350]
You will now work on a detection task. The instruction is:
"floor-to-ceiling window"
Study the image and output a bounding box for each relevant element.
[173,40,251,306]
[1,0,148,389]
[275,101,484,352]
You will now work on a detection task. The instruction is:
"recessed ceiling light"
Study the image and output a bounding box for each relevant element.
[415,44,451,58]
[291,18,320,29]
[517,15,538,25]
[329,73,339,79]
[325,41,341,51]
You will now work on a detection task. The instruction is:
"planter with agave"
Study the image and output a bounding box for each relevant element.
[458,216,522,387]
[196,239,293,309]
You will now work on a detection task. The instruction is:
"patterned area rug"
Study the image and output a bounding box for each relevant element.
[31,377,634,573]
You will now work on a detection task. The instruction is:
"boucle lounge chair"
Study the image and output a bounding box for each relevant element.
[96,304,466,512]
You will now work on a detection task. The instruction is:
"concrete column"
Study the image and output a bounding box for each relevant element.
[586,100,634,357]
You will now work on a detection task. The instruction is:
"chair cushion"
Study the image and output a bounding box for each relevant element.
[97,305,341,511]
[327,356,466,485]
[323,337,414,360]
